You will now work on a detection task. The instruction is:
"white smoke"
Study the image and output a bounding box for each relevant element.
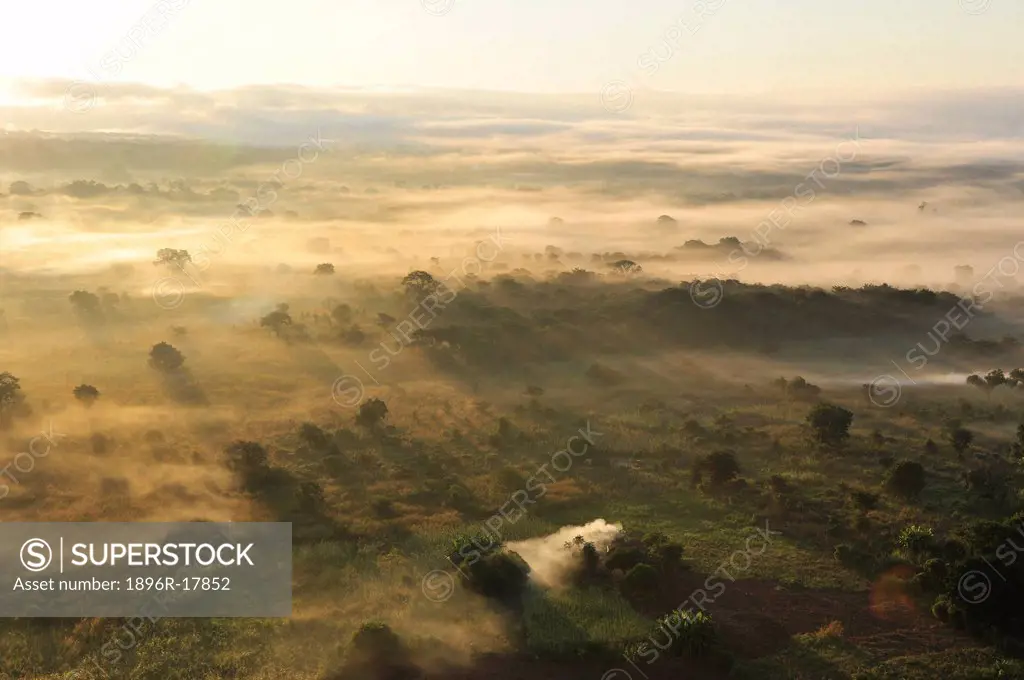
[507,519,623,589]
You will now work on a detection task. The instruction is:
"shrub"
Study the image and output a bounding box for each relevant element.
[692,450,740,488]
[768,474,792,495]
[809,620,844,639]
[349,621,406,664]
[90,433,109,454]
[497,467,526,492]
[73,384,100,407]
[658,610,718,658]
[897,524,935,557]
[806,402,853,446]
[833,544,855,566]
[461,550,530,601]
[622,563,660,597]
[356,398,389,430]
[224,441,273,493]
[931,595,951,622]
[886,460,926,498]
[852,490,879,511]
[148,342,185,372]
[298,422,330,449]
[605,545,646,572]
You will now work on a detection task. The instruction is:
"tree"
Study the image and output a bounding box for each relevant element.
[260,309,293,336]
[787,376,822,401]
[148,342,185,373]
[0,372,22,428]
[887,460,926,498]
[9,180,33,195]
[402,270,440,298]
[73,384,100,407]
[692,450,740,488]
[298,422,329,450]
[806,402,853,446]
[966,369,1007,397]
[944,420,974,456]
[356,398,388,430]
[69,290,103,320]
[611,259,643,275]
[153,248,191,268]
[330,303,353,326]
[314,263,335,275]
[1014,424,1024,458]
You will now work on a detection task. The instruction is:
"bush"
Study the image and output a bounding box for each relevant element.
[461,550,530,601]
[806,402,853,446]
[657,610,718,658]
[833,544,856,566]
[852,490,879,511]
[931,594,952,622]
[73,384,100,406]
[692,450,740,488]
[90,433,109,454]
[897,524,935,558]
[622,563,660,597]
[298,422,329,449]
[224,441,274,493]
[356,398,389,430]
[348,621,408,666]
[605,544,646,572]
[886,460,926,498]
[148,342,185,372]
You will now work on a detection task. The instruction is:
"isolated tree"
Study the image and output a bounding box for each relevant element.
[692,450,740,488]
[656,214,678,227]
[402,270,440,298]
[611,259,642,275]
[0,372,22,428]
[356,398,389,430]
[73,384,100,407]
[314,263,335,275]
[153,248,191,268]
[806,402,853,446]
[148,342,185,373]
[69,290,103,320]
[944,420,974,456]
[887,460,926,499]
[260,309,293,336]
[330,303,353,326]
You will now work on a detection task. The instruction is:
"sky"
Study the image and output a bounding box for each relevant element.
[0,0,1020,98]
